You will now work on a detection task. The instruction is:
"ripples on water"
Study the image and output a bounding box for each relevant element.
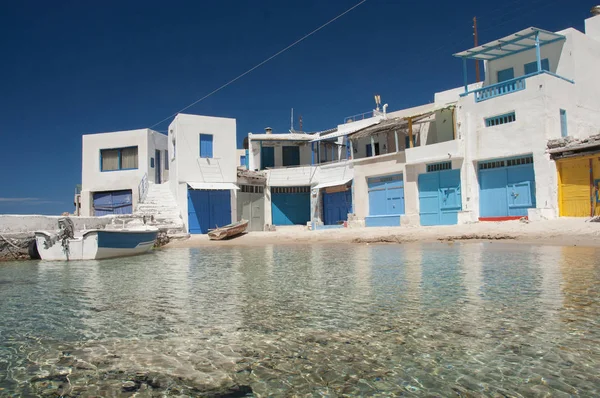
[0,242,599,396]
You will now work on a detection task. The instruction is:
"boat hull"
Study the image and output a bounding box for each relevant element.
[35,229,158,261]
[208,220,248,240]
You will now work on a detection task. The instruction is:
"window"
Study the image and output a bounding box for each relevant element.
[497,67,514,83]
[366,142,380,157]
[524,58,550,75]
[240,185,264,194]
[100,146,138,171]
[150,157,155,168]
[485,112,516,127]
[199,134,213,158]
[560,109,568,137]
[478,155,533,170]
[240,155,246,166]
[427,162,451,172]
[272,186,310,194]
[164,150,169,170]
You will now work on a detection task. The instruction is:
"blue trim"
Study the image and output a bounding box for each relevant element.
[97,230,157,249]
[535,31,542,72]
[150,157,155,168]
[313,224,344,230]
[487,36,565,61]
[543,70,574,84]
[485,112,516,127]
[365,215,401,227]
[199,134,213,158]
[560,109,568,137]
[458,32,565,61]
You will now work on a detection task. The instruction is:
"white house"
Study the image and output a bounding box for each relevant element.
[80,128,168,217]
[455,11,600,222]
[168,113,239,233]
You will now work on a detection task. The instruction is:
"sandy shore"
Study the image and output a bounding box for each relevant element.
[165,218,600,248]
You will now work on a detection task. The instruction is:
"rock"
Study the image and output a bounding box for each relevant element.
[121,381,137,392]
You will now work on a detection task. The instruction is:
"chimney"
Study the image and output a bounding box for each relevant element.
[585,5,600,41]
[265,127,272,134]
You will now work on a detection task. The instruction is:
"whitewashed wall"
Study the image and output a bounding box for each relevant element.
[168,113,238,232]
[81,129,166,216]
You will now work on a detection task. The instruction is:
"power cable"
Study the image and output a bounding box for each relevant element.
[149,0,369,129]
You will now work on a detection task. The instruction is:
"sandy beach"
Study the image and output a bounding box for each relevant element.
[165,217,600,248]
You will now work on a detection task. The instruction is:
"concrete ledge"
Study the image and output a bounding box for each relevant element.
[0,215,122,234]
[365,215,401,227]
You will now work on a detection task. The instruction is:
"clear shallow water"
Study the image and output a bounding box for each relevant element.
[0,242,599,397]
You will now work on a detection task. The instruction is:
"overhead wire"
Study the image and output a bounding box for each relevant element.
[149,0,369,129]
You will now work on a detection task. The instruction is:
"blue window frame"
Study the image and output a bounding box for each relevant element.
[497,67,514,83]
[560,109,568,137]
[524,58,550,75]
[199,134,213,158]
[164,150,169,170]
[100,146,138,172]
[485,112,516,127]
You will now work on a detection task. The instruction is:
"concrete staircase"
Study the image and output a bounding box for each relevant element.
[135,182,187,237]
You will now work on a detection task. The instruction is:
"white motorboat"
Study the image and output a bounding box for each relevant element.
[34,218,159,261]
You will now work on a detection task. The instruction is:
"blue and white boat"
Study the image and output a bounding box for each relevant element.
[35,218,158,261]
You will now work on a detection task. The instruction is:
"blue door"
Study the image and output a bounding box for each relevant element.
[282,146,300,167]
[323,190,352,225]
[261,146,274,169]
[187,189,232,234]
[155,149,161,183]
[479,156,536,218]
[366,175,404,226]
[418,169,462,226]
[271,188,310,225]
[93,190,133,216]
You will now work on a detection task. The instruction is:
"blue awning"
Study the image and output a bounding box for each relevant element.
[453,27,565,61]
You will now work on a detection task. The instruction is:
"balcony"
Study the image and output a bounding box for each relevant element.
[405,139,461,165]
[266,165,314,186]
[471,76,527,103]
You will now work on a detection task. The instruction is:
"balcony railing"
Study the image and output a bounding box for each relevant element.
[473,76,526,103]
[344,111,374,123]
[138,173,149,204]
[465,71,575,103]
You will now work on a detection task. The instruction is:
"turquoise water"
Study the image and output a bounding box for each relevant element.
[0,242,599,396]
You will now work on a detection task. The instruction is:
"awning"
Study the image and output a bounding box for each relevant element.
[312,177,353,190]
[311,117,382,142]
[348,103,455,140]
[453,27,565,61]
[187,182,239,190]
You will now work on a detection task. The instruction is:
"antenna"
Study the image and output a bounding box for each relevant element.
[473,16,480,83]
[299,115,303,132]
[374,94,381,111]
[291,108,294,132]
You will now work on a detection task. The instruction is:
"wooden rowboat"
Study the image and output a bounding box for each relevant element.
[208,220,249,240]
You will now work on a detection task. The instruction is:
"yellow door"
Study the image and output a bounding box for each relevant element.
[558,158,590,217]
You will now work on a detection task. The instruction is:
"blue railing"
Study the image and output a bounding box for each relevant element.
[473,76,526,102]
[466,71,574,103]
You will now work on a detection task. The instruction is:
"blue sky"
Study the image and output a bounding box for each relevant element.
[0,0,592,215]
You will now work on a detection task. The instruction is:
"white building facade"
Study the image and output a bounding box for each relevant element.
[168,113,239,233]
[80,128,168,217]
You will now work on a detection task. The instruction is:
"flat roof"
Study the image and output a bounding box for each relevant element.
[453,27,565,61]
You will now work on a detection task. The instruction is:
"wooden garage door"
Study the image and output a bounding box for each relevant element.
[558,158,590,217]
